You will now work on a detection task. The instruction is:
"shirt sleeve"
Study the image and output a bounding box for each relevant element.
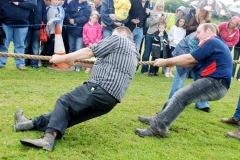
[191,39,214,61]
[89,35,120,58]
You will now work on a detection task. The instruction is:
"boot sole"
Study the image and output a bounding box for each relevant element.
[20,139,54,151]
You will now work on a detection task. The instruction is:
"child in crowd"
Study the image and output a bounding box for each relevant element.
[167,17,187,77]
[46,0,64,58]
[102,0,131,27]
[83,11,102,73]
[149,22,168,77]
[89,2,96,11]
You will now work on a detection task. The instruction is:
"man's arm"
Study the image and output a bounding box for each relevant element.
[153,54,197,68]
[50,48,94,68]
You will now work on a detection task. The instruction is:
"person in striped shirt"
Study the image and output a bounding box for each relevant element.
[14,26,140,151]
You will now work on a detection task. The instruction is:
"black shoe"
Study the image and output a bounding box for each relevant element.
[14,109,30,124]
[20,133,55,151]
[198,107,210,113]
[138,115,153,125]
[148,73,153,77]
[154,73,159,76]
[135,128,154,137]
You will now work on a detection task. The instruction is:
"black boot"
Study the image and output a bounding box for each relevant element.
[135,128,154,137]
[20,133,56,151]
[14,109,30,124]
[138,115,153,125]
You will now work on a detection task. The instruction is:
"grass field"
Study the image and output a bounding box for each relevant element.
[0,54,239,159]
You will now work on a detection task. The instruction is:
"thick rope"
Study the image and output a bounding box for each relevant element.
[0,52,239,65]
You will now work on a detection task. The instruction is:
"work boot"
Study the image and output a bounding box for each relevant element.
[225,128,240,140]
[20,133,56,151]
[135,128,154,137]
[14,109,30,124]
[14,120,34,132]
[221,117,240,126]
[138,115,153,125]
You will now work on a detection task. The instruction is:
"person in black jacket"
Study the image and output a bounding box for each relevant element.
[126,0,150,52]
[149,21,168,77]
[0,0,37,70]
[24,0,47,68]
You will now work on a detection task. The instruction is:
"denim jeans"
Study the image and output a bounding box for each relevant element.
[68,34,84,70]
[33,82,118,138]
[24,28,40,68]
[103,28,113,39]
[141,34,153,73]
[233,95,240,119]
[150,77,228,137]
[168,67,210,109]
[0,23,28,68]
[132,27,143,52]
[232,47,240,78]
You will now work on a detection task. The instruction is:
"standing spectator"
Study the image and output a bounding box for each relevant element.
[126,0,151,52]
[221,95,240,139]
[94,0,102,23]
[232,36,240,81]
[60,0,71,54]
[166,17,187,77]
[24,0,47,69]
[186,8,211,36]
[0,0,37,70]
[45,0,65,63]
[101,0,122,38]
[83,11,102,73]
[175,6,187,23]
[40,0,52,67]
[65,0,91,71]
[0,8,6,47]
[89,2,96,11]
[141,0,165,74]
[218,16,240,51]
[148,22,168,77]
[45,0,52,7]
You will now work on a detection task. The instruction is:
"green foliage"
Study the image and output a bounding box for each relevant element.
[0,57,239,159]
[164,0,191,13]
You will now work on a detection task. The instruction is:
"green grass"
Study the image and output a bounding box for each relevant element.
[0,56,240,159]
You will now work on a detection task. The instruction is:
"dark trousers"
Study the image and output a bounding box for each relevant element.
[33,82,118,138]
[149,56,159,74]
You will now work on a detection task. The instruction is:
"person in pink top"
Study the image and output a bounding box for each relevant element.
[219,16,240,51]
[83,10,102,73]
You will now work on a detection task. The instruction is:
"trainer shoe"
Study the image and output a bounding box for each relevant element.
[221,117,240,126]
[225,128,240,140]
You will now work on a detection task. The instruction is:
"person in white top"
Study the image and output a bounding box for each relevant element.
[166,17,187,77]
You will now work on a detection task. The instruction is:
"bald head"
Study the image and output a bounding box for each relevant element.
[196,23,217,41]
[112,26,133,39]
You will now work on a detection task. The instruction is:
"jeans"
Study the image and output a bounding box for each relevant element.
[132,27,143,52]
[232,47,240,79]
[233,95,240,119]
[0,23,28,68]
[168,67,210,109]
[141,34,153,73]
[24,28,40,68]
[68,34,84,70]
[32,82,118,138]
[103,28,113,38]
[150,77,228,137]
